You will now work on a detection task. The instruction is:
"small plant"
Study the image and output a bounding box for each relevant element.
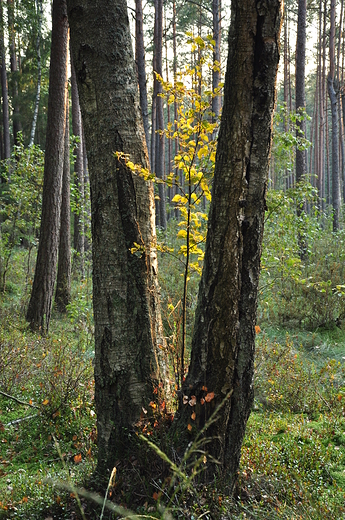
[117,33,222,388]
[0,135,43,293]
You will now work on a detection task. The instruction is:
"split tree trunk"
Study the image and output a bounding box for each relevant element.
[174,0,283,492]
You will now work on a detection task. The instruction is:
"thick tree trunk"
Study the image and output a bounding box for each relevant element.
[174,0,283,492]
[135,0,149,152]
[70,49,85,275]
[26,0,68,332]
[55,93,71,312]
[67,0,168,482]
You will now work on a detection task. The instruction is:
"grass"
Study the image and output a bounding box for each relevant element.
[1,248,345,519]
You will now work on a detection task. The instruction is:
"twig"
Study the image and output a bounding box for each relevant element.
[6,414,38,427]
[0,390,39,409]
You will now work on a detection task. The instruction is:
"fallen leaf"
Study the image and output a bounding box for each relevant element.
[183,395,189,405]
[187,423,192,431]
[255,325,261,334]
[200,398,205,405]
[42,399,49,406]
[152,492,159,501]
[205,392,215,403]
[191,412,196,421]
[201,385,208,391]
[189,395,197,406]
[73,454,82,463]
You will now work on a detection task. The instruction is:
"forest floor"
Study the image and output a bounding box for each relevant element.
[1,251,345,519]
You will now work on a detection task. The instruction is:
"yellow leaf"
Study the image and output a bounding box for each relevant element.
[42,399,49,406]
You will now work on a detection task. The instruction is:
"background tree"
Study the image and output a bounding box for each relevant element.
[55,89,71,312]
[26,0,68,331]
[328,0,341,231]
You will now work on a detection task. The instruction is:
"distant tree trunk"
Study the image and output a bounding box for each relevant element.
[173,0,283,492]
[212,0,221,121]
[165,7,172,214]
[284,8,290,189]
[67,0,168,481]
[7,0,21,145]
[153,0,166,229]
[0,0,10,161]
[70,49,85,276]
[55,93,71,312]
[29,0,43,147]
[173,0,180,218]
[135,0,149,152]
[295,0,307,184]
[328,0,341,231]
[26,0,68,332]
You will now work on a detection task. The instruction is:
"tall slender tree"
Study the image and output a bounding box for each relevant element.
[295,0,307,184]
[29,0,43,147]
[0,0,10,162]
[135,0,150,151]
[328,0,341,230]
[70,49,85,275]
[7,0,21,145]
[55,90,71,312]
[26,0,69,331]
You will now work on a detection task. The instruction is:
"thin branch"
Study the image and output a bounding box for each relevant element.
[0,390,40,409]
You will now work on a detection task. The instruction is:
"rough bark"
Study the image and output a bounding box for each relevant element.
[55,92,71,312]
[173,0,283,492]
[26,0,68,332]
[70,48,85,275]
[67,0,168,482]
[295,0,306,184]
[135,0,150,151]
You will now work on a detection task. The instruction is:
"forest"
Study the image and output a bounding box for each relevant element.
[1,0,345,518]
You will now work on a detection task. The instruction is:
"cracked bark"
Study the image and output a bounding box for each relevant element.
[173,0,283,492]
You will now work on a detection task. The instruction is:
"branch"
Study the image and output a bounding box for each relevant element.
[0,390,40,409]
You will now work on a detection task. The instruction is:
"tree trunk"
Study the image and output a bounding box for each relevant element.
[153,0,166,229]
[26,0,68,332]
[29,0,43,147]
[67,0,168,482]
[70,48,85,276]
[135,0,150,152]
[173,0,283,492]
[0,0,11,161]
[212,0,221,121]
[328,0,341,231]
[55,91,71,312]
[7,0,21,145]
[295,0,307,184]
